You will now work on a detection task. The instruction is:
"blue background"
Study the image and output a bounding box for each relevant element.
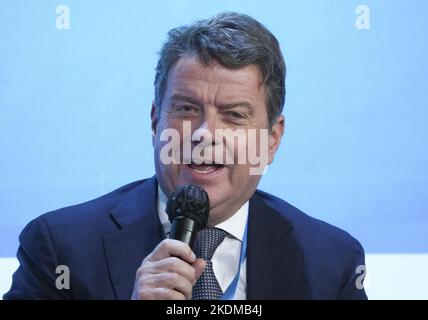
[1,0,427,256]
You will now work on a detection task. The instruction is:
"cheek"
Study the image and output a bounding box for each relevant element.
[227,163,250,182]
[157,117,194,144]
[226,165,261,196]
[155,117,185,152]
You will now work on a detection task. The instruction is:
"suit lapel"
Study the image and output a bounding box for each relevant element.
[102,178,306,299]
[246,192,305,299]
[103,176,165,299]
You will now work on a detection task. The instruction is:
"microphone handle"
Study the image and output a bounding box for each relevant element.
[169,216,199,248]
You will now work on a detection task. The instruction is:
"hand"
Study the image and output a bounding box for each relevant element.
[131,239,206,300]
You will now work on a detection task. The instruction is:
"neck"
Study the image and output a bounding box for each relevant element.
[207,200,246,227]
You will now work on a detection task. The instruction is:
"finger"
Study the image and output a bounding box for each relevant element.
[154,272,193,300]
[148,239,196,263]
[192,258,207,281]
[152,257,197,284]
[134,287,186,300]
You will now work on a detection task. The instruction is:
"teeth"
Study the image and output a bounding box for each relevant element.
[189,164,221,173]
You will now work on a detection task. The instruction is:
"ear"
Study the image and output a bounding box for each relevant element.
[267,115,285,165]
[151,102,158,146]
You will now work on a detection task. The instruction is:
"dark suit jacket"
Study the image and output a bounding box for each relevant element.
[3,176,367,300]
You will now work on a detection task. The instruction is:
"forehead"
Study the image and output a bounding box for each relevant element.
[164,56,265,102]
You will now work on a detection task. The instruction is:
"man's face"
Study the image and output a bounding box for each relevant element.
[152,56,284,226]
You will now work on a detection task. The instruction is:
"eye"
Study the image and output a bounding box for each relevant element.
[225,111,245,119]
[175,105,198,114]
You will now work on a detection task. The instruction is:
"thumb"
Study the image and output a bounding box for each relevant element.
[192,258,207,282]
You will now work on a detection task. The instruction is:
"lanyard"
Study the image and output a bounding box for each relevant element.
[221,219,248,300]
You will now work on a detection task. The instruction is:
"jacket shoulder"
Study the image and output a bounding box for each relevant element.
[254,189,367,299]
[254,189,365,255]
[20,179,148,260]
[39,179,145,230]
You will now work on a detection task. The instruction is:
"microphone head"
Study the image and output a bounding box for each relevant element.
[166,184,209,230]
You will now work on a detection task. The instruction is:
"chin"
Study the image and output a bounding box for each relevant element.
[205,190,224,207]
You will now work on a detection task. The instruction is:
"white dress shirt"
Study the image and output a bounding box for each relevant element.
[157,186,247,300]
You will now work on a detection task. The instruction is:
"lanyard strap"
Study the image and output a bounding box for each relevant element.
[221,219,248,300]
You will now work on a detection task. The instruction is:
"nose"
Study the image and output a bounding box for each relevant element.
[192,110,220,146]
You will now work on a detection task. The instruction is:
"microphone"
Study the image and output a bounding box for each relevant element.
[166,184,209,248]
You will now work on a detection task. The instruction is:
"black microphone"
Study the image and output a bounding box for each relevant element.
[166,184,209,248]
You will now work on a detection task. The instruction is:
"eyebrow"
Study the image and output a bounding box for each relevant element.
[219,101,254,113]
[170,93,254,114]
[169,93,202,106]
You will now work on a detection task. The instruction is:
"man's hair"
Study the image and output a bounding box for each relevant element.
[154,12,286,128]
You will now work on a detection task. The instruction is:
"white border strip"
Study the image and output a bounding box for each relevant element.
[364,254,428,299]
[1,254,428,299]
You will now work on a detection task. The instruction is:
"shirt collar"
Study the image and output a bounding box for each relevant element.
[157,185,248,241]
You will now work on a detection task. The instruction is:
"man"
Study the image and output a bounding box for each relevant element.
[4,12,367,300]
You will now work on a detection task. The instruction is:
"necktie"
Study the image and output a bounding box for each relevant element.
[192,227,228,300]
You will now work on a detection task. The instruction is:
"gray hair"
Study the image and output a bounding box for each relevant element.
[154,12,286,128]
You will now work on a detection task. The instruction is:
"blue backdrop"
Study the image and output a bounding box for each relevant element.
[1,0,427,257]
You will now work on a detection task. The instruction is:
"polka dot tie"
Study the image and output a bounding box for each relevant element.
[192,227,228,300]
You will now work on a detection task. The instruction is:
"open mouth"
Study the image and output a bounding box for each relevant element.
[187,162,225,174]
